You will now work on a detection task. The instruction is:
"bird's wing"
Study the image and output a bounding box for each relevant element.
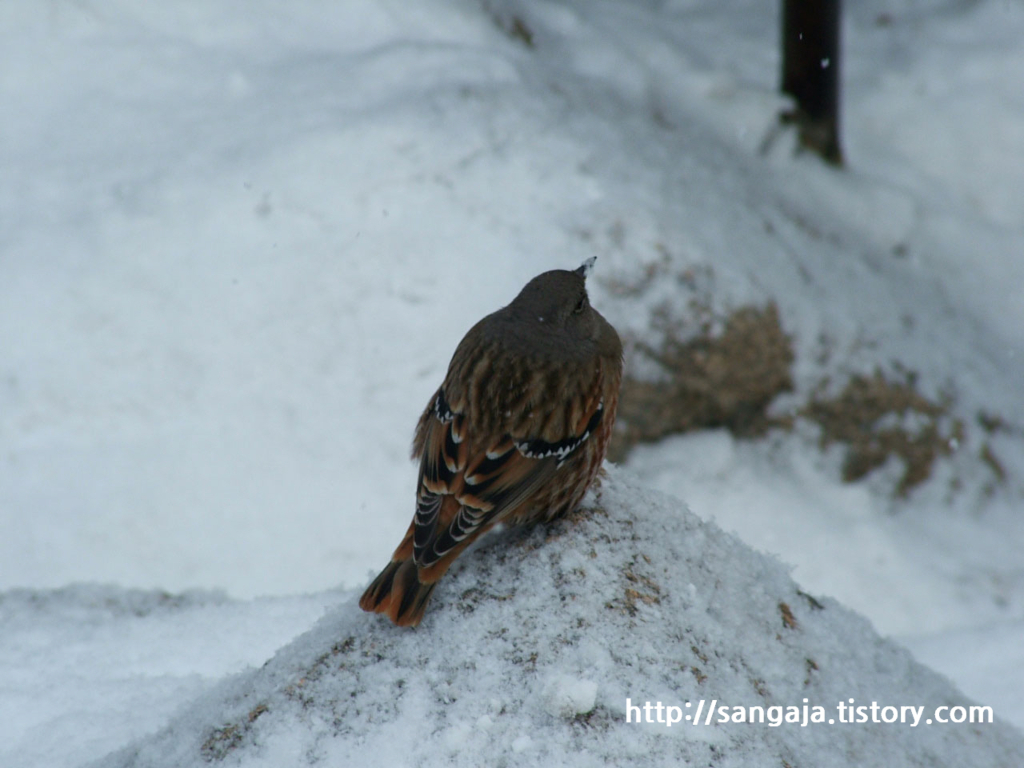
[411,386,606,571]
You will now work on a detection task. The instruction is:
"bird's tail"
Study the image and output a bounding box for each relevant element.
[359,557,438,627]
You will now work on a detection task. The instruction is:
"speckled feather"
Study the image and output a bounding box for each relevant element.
[359,262,622,627]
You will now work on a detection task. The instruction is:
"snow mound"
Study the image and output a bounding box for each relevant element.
[101,469,1023,767]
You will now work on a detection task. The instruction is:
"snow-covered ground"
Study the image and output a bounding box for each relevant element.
[95,472,1024,768]
[2,0,1022,765]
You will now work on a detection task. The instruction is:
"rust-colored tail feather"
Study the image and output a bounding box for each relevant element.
[359,558,438,627]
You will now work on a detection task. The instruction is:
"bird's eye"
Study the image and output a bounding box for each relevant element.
[572,296,587,314]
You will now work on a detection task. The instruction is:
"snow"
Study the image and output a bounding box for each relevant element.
[542,675,600,719]
[93,473,1024,767]
[903,618,1024,731]
[0,586,338,768]
[2,0,1023,765]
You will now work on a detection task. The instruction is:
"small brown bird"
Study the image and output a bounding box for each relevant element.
[359,258,623,627]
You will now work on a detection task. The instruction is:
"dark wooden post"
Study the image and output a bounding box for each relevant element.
[780,0,843,165]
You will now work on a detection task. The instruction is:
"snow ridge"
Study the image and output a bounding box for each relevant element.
[100,469,1024,767]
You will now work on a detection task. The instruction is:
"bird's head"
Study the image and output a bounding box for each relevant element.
[504,257,618,359]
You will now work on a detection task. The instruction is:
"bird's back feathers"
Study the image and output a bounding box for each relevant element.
[359,265,622,627]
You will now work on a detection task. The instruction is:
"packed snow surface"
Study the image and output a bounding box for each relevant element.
[100,472,1024,768]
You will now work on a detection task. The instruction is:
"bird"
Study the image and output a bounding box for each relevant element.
[359,257,623,627]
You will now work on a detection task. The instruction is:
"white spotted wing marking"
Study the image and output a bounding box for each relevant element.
[412,489,442,562]
[514,400,604,467]
[414,391,604,568]
[434,388,456,423]
[428,504,489,562]
[414,387,462,565]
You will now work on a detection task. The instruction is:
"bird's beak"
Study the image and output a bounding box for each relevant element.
[576,256,597,279]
